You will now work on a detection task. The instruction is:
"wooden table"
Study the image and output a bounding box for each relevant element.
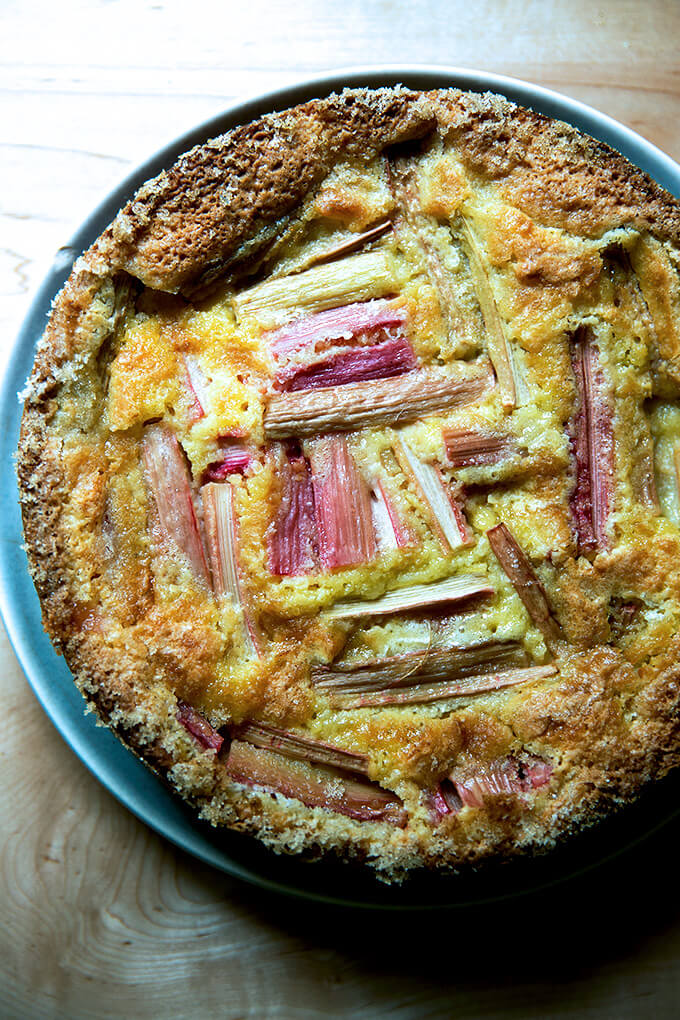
[3,1,680,1016]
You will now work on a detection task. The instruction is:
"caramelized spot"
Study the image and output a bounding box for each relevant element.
[108,321,179,429]
[418,154,469,218]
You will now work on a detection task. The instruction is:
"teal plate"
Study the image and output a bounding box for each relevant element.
[3,67,680,910]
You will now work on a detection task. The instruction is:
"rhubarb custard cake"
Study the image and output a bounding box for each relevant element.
[18,87,680,881]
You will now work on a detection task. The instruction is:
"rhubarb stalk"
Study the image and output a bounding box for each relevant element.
[201,444,252,484]
[202,482,240,600]
[329,665,555,708]
[443,428,519,469]
[312,642,554,707]
[226,740,407,826]
[181,353,210,422]
[202,482,260,656]
[461,218,520,409]
[268,299,407,361]
[312,640,527,694]
[369,481,413,551]
[394,439,471,551]
[568,328,616,551]
[295,221,393,273]
[633,434,659,513]
[428,780,464,820]
[487,523,563,646]
[389,162,471,345]
[267,444,318,576]
[451,755,553,807]
[308,435,376,569]
[233,250,399,330]
[232,721,370,775]
[325,574,493,621]
[176,700,224,752]
[276,335,417,392]
[264,361,494,439]
[142,424,210,586]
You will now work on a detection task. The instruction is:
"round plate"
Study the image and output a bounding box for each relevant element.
[4,67,680,910]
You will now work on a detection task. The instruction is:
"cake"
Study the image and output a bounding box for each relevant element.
[17,86,680,882]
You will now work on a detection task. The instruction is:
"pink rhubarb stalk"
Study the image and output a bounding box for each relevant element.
[428,780,463,821]
[176,700,224,752]
[181,353,210,422]
[142,424,210,586]
[226,741,407,826]
[202,482,240,600]
[308,435,376,569]
[487,523,563,647]
[267,444,318,576]
[568,329,616,551]
[369,481,413,552]
[275,335,417,392]
[451,755,553,808]
[268,299,407,361]
[201,445,252,484]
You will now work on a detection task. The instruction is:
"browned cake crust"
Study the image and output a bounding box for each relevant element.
[18,87,680,881]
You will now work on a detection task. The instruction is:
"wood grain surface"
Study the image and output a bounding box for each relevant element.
[3,1,680,1016]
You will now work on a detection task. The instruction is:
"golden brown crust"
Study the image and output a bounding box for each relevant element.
[430,89,680,243]
[89,88,436,296]
[86,88,680,301]
[17,85,680,883]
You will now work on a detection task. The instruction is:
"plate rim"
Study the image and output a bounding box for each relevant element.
[4,64,680,910]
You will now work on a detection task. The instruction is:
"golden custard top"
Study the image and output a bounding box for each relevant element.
[49,137,680,824]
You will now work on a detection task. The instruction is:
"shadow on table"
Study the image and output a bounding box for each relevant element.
[194,779,680,995]
[257,830,674,957]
